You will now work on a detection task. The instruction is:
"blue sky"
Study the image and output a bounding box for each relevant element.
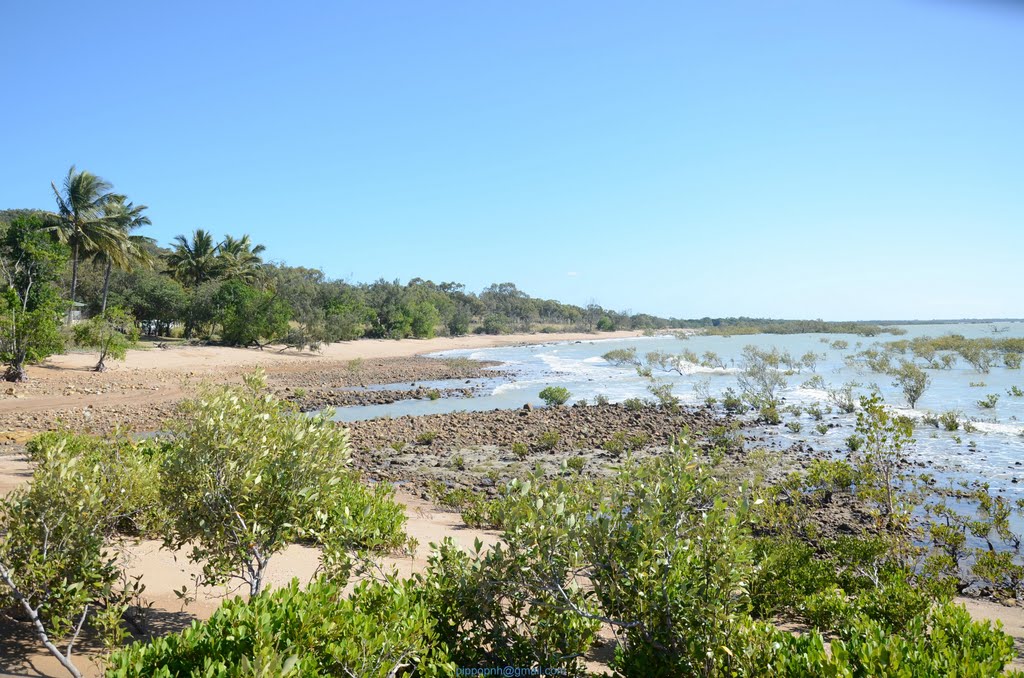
[2,1,1021,320]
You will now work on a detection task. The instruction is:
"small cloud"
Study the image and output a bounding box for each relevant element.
[566,271,578,277]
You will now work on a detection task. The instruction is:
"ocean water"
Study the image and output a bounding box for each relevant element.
[332,322,1024,497]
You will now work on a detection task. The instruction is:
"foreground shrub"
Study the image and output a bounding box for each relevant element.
[160,370,403,596]
[582,437,756,676]
[724,601,1021,677]
[778,602,1019,677]
[108,577,455,677]
[298,472,407,578]
[0,432,162,677]
[419,475,600,675]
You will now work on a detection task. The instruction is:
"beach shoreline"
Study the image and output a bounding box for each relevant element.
[0,330,643,440]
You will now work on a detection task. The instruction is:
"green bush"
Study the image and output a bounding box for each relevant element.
[72,307,140,372]
[160,371,397,596]
[418,476,600,676]
[647,381,680,410]
[460,493,498,529]
[892,359,930,409]
[108,577,455,677]
[583,438,756,676]
[827,381,860,414]
[721,388,747,413]
[978,393,999,409]
[298,471,407,558]
[749,538,833,619]
[737,345,788,409]
[790,460,858,510]
[478,313,510,335]
[536,430,560,451]
[622,397,646,411]
[538,385,571,406]
[0,431,164,673]
[566,456,586,474]
[737,601,1020,677]
[707,424,744,453]
[939,410,962,431]
[602,347,638,366]
[602,433,626,455]
[830,602,1017,677]
[212,279,290,347]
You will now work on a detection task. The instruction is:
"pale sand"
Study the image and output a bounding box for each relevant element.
[0,330,643,437]
[39,330,643,374]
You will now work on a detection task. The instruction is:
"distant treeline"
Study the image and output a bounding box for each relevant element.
[860,319,1023,326]
[1,188,672,351]
[671,317,904,337]
[0,167,929,358]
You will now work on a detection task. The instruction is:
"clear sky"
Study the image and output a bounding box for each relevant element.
[1,1,1021,320]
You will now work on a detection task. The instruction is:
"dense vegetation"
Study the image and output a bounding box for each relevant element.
[0,374,406,677]
[3,376,1024,675]
[1,167,674,375]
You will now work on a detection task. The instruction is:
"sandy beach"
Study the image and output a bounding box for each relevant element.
[0,330,642,441]
[43,330,643,372]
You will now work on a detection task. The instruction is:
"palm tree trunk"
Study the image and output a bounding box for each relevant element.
[68,241,80,324]
[101,259,112,313]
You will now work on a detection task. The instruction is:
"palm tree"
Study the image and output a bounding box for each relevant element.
[166,229,221,286]
[217,234,266,284]
[47,166,123,316]
[96,198,155,312]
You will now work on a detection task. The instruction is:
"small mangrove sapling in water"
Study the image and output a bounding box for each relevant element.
[538,386,571,407]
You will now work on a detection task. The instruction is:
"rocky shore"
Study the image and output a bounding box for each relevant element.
[347,401,728,453]
[268,356,505,410]
[343,402,877,542]
[0,355,506,439]
[346,403,746,495]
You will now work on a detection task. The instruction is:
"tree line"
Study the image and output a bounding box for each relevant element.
[0,166,680,380]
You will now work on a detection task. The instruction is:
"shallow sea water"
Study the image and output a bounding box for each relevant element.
[333,322,1024,498]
